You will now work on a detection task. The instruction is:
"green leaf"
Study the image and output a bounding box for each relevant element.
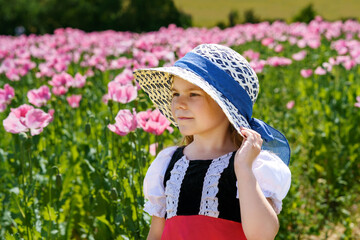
[4,231,16,240]
[96,215,114,235]
[314,163,325,173]
[11,193,25,219]
[42,205,56,221]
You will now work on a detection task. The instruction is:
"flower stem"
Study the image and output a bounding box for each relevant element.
[47,174,52,240]
[128,133,140,230]
[27,137,33,185]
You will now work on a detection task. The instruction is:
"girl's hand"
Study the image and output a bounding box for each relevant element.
[234,126,263,169]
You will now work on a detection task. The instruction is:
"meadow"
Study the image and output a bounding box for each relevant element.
[173,0,360,27]
[1,17,360,239]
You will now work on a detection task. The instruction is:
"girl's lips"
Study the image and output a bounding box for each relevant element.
[177,117,193,120]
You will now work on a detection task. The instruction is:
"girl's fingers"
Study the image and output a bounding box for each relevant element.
[240,127,260,138]
[240,126,263,144]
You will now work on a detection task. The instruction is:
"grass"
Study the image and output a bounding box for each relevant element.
[173,0,360,27]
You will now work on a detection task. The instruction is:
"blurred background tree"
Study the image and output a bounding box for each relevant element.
[292,3,317,23]
[119,0,191,32]
[243,9,261,23]
[0,0,192,35]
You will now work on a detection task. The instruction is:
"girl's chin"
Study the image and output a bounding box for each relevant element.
[178,127,195,136]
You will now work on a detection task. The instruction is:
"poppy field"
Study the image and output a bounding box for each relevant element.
[1,16,360,239]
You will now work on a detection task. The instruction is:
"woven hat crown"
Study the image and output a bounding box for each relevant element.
[190,44,259,105]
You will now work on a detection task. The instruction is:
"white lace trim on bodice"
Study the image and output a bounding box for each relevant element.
[199,153,232,217]
[165,156,190,219]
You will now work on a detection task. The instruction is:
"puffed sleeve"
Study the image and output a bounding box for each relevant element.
[143,146,178,218]
[253,150,291,214]
[236,150,291,214]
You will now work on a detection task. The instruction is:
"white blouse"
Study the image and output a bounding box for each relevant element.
[143,146,291,218]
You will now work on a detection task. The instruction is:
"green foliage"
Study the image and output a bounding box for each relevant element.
[0,0,192,35]
[292,3,317,23]
[119,0,192,32]
[217,9,261,29]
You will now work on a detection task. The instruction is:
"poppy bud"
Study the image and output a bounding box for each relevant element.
[110,187,118,200]
[19,132,28,141]
[85,122,91,136]
[56,174,62,189]
[108,99,113,108]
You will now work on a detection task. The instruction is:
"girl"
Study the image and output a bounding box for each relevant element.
[134,44,291,240]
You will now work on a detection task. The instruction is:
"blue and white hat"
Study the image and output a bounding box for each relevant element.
[134,44,290,165]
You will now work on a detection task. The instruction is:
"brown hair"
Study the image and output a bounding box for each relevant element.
[180,123,243,148]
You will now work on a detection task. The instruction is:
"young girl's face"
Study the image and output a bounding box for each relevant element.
[171,76,230,137]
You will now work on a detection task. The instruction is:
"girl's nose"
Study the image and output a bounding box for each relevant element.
[174,95,187,109]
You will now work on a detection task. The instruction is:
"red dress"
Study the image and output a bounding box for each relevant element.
[162,215,247,239]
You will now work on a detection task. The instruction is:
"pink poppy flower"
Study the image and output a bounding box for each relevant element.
[136,109,173,135]
[66,95,82,108]
[314,66,326,75]
[307,39,321,49]
[288,36,298,45]
[48,109,55,121]
[242,50,260,61]
[114,69,134,85]
[109,57,132,69]
[0,103,6,112]
[286,100,295,110]
[261,37,274,47]
[143,53,160,67]
[5,68,20,81]
[300,69,313,78]
[0,84,14,103]
[343,59,356,70]
[266,57,292,67]
[52,86,68,96]
[85,69,94,77]
[27,85,51,107]
[108,81,137,104]
[102,93,110,104]
[3,104,53,136]
[322,62,333,72]
[274,44,284,53]
[49,72,73,95]
[107,109,137,136]
[249,60,266,73]
[292,50,307,61]
[0,84,15,112]
[355,96,360,108]
[337,47,348,55]
[70,73,86,88]
[297,39,307,48]
[49,72,73,88]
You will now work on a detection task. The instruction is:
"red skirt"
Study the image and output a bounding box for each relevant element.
[161,215,247,240]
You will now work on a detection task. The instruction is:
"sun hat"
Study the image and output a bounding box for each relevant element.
[133,44,290,165]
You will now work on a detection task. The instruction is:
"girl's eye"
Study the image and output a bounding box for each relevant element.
[190,93,200,97]
[172,92,179,97]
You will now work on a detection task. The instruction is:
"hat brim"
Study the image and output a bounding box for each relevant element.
[134,66,250,138]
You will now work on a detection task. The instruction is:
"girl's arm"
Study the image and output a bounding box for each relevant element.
[235,166,279,240]
[234,127,279,240]
[147,216,165,240]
